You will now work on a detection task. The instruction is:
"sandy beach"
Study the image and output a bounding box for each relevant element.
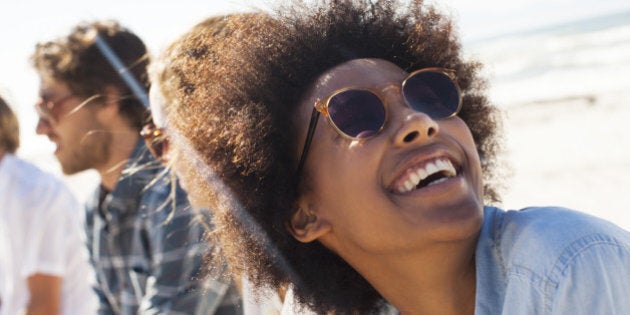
[501,92,630,230]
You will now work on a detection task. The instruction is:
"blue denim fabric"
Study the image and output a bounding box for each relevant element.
[475,206,629,315]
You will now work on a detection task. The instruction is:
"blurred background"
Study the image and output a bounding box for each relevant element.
[1,0,629,229]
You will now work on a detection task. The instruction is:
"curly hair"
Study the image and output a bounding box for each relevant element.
[0,95,20,154]
[31,20,150,131]
[156,1,503,313]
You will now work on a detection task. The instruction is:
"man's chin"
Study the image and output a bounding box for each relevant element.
[59,159,90,175]
[60,166,83,175]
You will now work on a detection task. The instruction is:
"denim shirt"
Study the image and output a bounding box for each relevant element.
[85,141,241,315]
[475,206,630,315]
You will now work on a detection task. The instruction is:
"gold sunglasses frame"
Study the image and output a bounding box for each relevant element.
[297,67,461,175]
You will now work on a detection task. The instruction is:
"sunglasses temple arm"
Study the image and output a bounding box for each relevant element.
[93,33,150,108]
[296,108,320,176]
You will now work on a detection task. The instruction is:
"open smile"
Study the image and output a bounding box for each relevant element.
[390,157,461,194]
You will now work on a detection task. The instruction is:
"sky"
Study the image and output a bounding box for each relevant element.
[1,0,630,160]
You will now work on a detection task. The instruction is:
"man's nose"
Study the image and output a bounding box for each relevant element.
[35,116,52,135]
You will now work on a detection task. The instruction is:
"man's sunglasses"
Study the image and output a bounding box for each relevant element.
[296,67,462,174]
[140,122,169,161]
[35,94,100,125]
[35,93,76,125]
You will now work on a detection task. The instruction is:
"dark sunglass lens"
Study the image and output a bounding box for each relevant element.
[403,71,460,118]
[328,90,385,138]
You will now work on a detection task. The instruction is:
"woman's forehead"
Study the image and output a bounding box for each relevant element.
[300,58,406,107]
[318,58,406,89]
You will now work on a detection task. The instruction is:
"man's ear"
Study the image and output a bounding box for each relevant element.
[287,199,331,243]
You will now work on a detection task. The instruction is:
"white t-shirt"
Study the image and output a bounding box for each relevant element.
[0,154,97,315]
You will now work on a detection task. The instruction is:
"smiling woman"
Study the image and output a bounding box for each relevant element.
[151,0,630,314]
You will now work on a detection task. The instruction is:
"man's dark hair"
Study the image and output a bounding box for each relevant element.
[31,20,149,130]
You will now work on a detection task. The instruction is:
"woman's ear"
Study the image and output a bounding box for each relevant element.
[287,199,331,243]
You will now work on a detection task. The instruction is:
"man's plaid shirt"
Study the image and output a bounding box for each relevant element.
[85,141,241,314]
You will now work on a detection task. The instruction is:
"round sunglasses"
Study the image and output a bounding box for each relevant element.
[296,67,462,174]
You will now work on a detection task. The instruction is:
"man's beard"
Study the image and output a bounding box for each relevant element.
[60,130,112,175]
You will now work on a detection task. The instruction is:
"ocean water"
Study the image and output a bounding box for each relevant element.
[465,11,630,229]
[465,9,630,107]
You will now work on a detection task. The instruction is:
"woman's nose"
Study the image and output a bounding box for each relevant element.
[391,107,439,147]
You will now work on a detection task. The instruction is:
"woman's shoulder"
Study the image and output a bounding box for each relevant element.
[480,206,630,313]
[487,205,629,277]
[498,206,627,245]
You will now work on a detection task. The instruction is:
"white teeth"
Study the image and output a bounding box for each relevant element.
[416,168,428,182]
[436,159,447,170]
[394,158,457,193]
[409,172,420,184]
[444,161,456,176]
[404,180,414,192]
[425,162,438,175]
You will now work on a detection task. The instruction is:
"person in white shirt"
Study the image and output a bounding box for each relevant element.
[0,95,97,315]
